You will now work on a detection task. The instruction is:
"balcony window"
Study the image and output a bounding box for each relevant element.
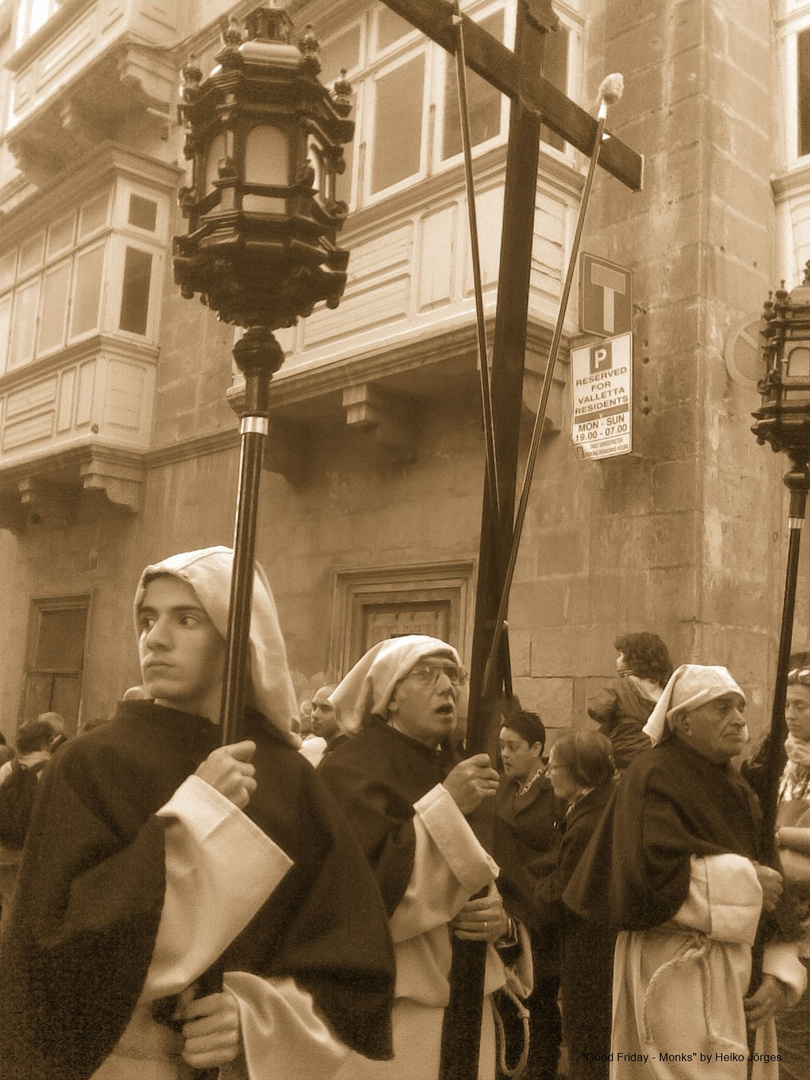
[69,244,104,339]
[15,0,63,50]
[119,247,152,336]
[128,195,158,233]
[370,52,427,194]
[800,27,810,157]
[319,1,579,210]
[37,260,70,353]
[440,10,505,161]
[0,180,166,377]
[10,279,39,368]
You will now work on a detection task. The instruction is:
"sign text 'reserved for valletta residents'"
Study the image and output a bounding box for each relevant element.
[571,333,633,460]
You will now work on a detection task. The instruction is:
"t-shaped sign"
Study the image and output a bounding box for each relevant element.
[580,253,633,337]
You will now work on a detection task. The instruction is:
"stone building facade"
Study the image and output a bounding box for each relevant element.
[0,0,806,742]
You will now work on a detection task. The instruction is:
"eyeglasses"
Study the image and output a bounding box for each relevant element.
[788,668,810,686]
[406,662,467,687]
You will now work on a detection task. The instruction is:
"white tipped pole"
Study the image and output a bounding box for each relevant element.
[481,73,625,697]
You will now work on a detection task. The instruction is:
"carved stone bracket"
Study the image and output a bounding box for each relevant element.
[0,445,144,534]
[79,452,144,513]
[7,45,175,182]
[342,383,417,462]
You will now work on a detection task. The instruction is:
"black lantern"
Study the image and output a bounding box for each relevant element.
[171,6,354,744]
[174,6,354,330]
[753,266,810,466]
[750,264,810,880]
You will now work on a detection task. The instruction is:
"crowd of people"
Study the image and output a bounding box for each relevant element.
[0,551,807,1080]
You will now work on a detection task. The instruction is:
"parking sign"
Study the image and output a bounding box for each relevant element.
[571,333,633,460]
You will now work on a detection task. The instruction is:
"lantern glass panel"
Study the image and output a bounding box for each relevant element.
[243,125,289,214]
[204,132,227,196]
[787,345,810,378]
[308,137,326,206]
[245,125,289,187]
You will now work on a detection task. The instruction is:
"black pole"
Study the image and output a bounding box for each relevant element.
[193,327,284,1080]
[758,468,809,862]
[220,327,284,743]
[747,465,809,1073]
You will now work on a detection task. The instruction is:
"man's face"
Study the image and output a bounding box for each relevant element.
[499,726,542,783]
[310,688,340,741]
[673,692,748,764]
[137,576,226,721]
[388,654,462,749]
[786,684,810,743]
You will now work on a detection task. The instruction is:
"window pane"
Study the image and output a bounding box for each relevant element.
[321,24,361,84]
[442,11,504,161]
[540,24,569,151]
[371,54,425,194]
[0,251,15,290]
[10,280,39,367]
[48,213,75,258]
[70,245,104,337]
[801,30,810,157]
[50,676,82,736]
[38,261,70,353]
[128,194,158,232]
[34,607,88,670]
[119,247,152,335]
[19,233,44,274]
[0,296,11,374]
[79,191,110,238]
[22,673,53,724]
[376,8,411,53]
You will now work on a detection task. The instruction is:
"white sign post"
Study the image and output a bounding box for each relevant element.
[571,332,633,460]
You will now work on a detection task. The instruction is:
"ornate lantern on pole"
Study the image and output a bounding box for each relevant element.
[173,5,354,743]
[751,266,810,863]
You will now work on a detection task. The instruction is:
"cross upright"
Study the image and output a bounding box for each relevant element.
[380,0,642,752]
[378,4,643,1079]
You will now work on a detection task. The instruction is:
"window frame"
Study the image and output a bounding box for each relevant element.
[20,593,91,737]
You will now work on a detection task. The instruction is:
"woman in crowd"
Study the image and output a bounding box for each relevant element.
[587,632,672,770]
[535,729,617,1080]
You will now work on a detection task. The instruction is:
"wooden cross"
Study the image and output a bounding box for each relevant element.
[378,4,643,1079]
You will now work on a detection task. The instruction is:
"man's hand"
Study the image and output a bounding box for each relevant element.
[442,754,500,815]
[753,862,784,912]
[450,889,509,943]
[744,974,790,1029]
[173,986,241,1068]
[195,741,257,809]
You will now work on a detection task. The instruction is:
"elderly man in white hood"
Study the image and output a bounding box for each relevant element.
[319,635,530,1080]
[565,664,807,1080]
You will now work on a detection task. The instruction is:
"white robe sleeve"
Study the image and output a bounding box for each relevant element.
[143,775,352,1080]
[143,774,293,999]
[388,782,498,943]
[671,853,762,945]
[672,854,806,1003]
[762,941,807,1004]
[223,973,350,1080]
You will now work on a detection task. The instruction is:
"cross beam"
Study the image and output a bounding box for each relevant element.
[381,0,643,191]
